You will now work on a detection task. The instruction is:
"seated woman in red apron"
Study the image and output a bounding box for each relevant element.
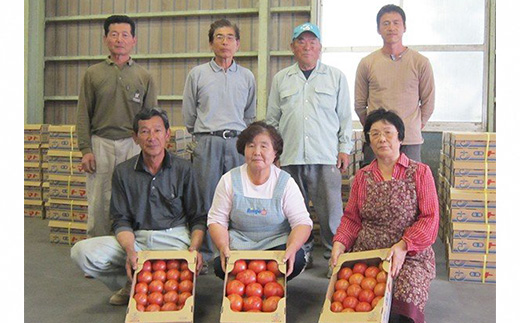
[208,121,313,281]
[330,108,439,323]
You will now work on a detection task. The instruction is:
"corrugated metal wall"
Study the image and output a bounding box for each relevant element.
[43,0,312,126]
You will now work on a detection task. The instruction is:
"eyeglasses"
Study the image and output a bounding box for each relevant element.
[214,34,236,42]
[368,130,398,139]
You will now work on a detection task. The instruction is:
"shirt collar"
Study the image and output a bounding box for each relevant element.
[105,56,134,66]
[209,57,238,72]
[366,152,409,171]
[288,60,325,76]
[134,150,173,173]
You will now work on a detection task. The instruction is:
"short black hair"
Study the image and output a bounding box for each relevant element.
[132,108,170,133]
[236,121,283,162]
[377,4,406,29]
[208,19,240,43]
[363,108,405,144]
[104,15,136,37]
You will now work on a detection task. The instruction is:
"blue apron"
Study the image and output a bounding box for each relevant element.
[228,167,291,250]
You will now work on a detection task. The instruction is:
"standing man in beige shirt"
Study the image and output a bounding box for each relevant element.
[76,15,158,238]
[355,4,435,163]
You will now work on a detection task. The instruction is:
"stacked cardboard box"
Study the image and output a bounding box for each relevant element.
[438,132,496,284]
[167,126,192,160]
[24,124,49,219]
[47,125,88,245]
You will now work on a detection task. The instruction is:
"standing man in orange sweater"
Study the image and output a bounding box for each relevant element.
[355,4,435,163]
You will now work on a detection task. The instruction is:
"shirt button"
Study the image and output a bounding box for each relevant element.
[305,100,309,103]
[152,186,155,190]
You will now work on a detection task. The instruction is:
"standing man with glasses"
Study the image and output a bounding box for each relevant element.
[76,15,158,238]
[266,22,353,276]
[183,19,256,265]
[355,4,435,164]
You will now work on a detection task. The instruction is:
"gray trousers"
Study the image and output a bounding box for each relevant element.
[192,135,245,261]
[362,142,422,166]
[282,164,343,252]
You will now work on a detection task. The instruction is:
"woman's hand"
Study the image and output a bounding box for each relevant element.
[283,249,297,277]
[387,240,408,278]
[220,246,231,273]
[329,241,347,269]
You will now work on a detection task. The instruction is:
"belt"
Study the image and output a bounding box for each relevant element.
[196,130,240,139]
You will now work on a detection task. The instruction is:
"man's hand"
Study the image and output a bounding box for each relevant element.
[336,152,350,173]
[125,249,138,282]
[189,246,204,275]
[81,153,96,173]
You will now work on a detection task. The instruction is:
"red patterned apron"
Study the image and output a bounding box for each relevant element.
[352,161,436,323]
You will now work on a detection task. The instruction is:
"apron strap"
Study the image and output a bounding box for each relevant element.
[230,167,244,195]
[272,170,290,199]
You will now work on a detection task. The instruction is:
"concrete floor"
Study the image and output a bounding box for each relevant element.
[24,217,495,323]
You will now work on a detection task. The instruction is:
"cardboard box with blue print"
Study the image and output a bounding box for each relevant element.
[24,181,42,200]
[48,150,84,175]
[48,220,87,245]
[319,248,393,323]
[448,132,496,161]
[449,222,496,254]
[24,124,49,144]
[125,250,197,323]
[24,199,44,218]
[49,174,87,200]
[448,187,496,223]
[220,250,287,323]
[447,240,496,283]
[47,199,88,222]
[49,125,79,150]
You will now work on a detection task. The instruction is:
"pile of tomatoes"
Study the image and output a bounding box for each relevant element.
[329,261,387,313]
[133,259,194,312]
[225,259,285,313]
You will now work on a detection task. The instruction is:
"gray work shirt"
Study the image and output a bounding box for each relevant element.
[182,58,256,133]
[111,151,207,235]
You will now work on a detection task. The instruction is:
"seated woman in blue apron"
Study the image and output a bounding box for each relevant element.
[207,121,313,280]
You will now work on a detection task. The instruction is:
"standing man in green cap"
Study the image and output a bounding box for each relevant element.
[266,22,353,276]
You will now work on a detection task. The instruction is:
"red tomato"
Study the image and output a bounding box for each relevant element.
[365,266,380,278]
[166,259,180,270]
[346,284,362,298]
[147,292,164,306]
[148,280,164,293]
[163,291,179,304]
[142,260,152,272]
[337,267,353,280]
[245,282,263,298]
[152,260,167,272]
[342,296,358,309]
[161,302,177,311]
[227,293,243,312]
[164,279,179,292]
[263,281,284,298]
[134,282,148,294]
[248,260,267,274]
[178,291,191,305]
[376,271,387,283]
[179,280,193,294]
[330,301,344,313]
[136,304,145,312]
[352,262,368,275]
[349,273,364,285]
[374,282,386,296]
[152,270,166,283]
[166,269,180,281]
[145,304,161,312]
[267,260,282,277]
[355,301,372,312]
[243,296,263,312]
[358,289,375,304]
[342,307,355,312]
[262,296,281,312]
[180,260,189,271]
[137,270,153,284]
[372,295,383,308]
[230,260,247,276]
[236,269,257,286]
[334,279,349,291]
[257,270,276,286]
[180,269,193,282]
[361,277,377,291]
[134,292,148,307]
[332,290,347,303]
[226,279,245,296]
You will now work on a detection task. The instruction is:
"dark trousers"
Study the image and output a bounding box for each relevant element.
[213,244,306,281]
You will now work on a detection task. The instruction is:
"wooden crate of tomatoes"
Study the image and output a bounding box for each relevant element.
[221,250,287,323]
[319,249,393,323]
[125,250,197,323]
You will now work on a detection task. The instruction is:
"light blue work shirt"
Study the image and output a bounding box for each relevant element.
[266,61,353,166]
